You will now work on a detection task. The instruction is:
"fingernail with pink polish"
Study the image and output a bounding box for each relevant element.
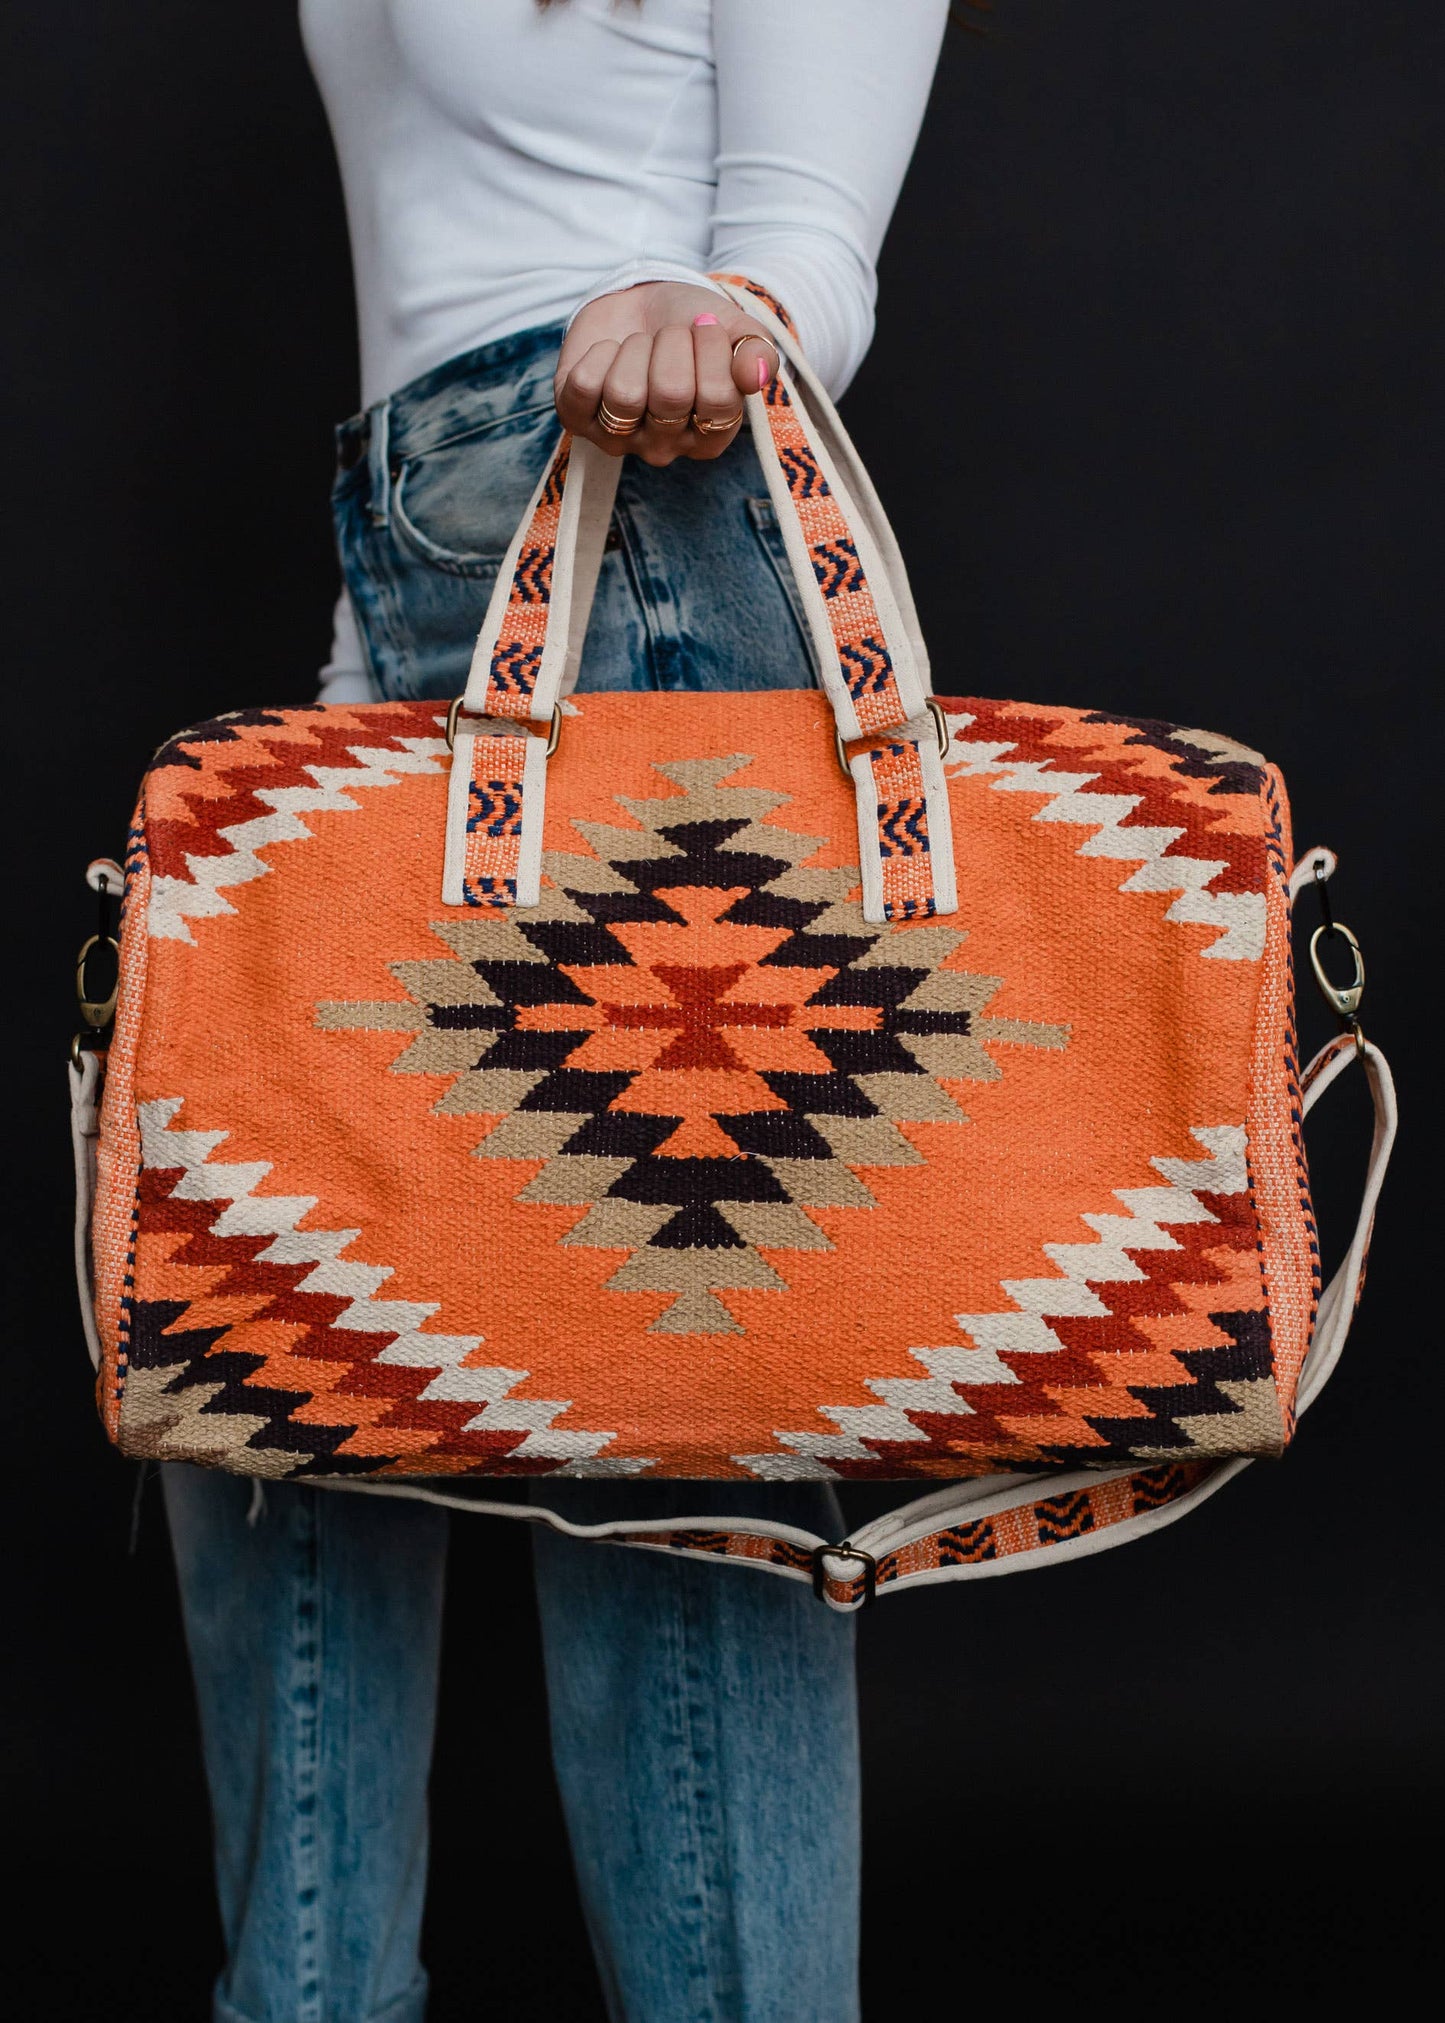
[757,358,769,389]
[692,313,720,327]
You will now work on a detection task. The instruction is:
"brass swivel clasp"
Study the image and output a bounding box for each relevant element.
[72,858,122,1069]
[1305,854,1366,1056]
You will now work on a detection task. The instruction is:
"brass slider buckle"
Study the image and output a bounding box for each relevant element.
[1306,855,1366,1055]
[811,1541,877,1607]
[834,697,950,782]
[446,696,563,759]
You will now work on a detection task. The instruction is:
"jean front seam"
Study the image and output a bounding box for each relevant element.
[613,479,684,690]
[366,398,392,528]
[336,487,411,698]
[291,1492,324,2023]
[674,1570,728,2023]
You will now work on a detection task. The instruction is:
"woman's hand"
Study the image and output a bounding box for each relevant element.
[554,281,780,465]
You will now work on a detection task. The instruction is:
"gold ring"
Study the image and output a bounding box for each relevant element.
[597,399,641,436]
[731,333,782,368]
[645,410,688,428]
[693,410,744,435]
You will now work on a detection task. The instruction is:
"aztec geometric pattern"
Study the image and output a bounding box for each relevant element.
[743,1121,1282,1480]
[751,372,909,739]
[323,755,1065,1338]
[944,703,1269,960]
[142,704,451,943]
[122,1095,635,1478]
[90,688,1315,1490]
[453,383,948,918]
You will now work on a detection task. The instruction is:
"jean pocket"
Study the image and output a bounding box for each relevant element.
[745,497,818,680]
[391,401,559,576]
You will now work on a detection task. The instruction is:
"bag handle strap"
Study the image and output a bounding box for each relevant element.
[441,282,956,924]
[710,275,932,716]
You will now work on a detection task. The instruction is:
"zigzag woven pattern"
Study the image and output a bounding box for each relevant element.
[143,705,451,943]
[459,733,532,908]
[869,739,936,922]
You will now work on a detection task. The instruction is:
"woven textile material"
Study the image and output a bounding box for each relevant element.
[459,732,533,906]
[91,691,1313,1484]
[754,372,908,741]
[487,442,567,719]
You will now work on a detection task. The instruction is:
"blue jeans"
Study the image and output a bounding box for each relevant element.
[165,323,859,2023]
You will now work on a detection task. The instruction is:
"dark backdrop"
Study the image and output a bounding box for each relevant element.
[4,4,1439,2015]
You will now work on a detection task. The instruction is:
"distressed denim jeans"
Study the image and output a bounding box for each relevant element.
[164,321,860,2023]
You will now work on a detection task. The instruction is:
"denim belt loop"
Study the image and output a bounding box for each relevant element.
[366,397,393,529]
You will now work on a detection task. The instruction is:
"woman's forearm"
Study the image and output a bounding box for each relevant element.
[709,0,950,393]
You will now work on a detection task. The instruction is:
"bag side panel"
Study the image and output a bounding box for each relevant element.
[1249,765,1319,1426]
[92,806,149,1442]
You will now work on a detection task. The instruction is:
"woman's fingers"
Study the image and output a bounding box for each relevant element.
[633,323,694,464]
[555,338,620,436]
[598,332,651,430]
[645,323,695,427]
[728,322,781,402]
[690,319,745,455]
[556,305,779,462]
[560,331,649,458]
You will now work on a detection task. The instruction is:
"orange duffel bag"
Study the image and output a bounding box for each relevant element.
[70,285,1395,1610]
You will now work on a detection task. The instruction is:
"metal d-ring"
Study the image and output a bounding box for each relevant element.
[834,697,951,782]
[446,696,563,758]
[811,1540,878,1606]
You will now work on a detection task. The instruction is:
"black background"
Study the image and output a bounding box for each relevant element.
[4,3,1439,2015]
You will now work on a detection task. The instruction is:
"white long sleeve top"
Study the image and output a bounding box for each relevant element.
[301,0,950,693]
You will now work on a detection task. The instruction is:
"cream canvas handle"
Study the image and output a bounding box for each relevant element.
[442,286,957,923]
[709,277,932,730]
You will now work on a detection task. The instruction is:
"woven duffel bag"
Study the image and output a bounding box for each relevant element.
[70,283,1395,1610]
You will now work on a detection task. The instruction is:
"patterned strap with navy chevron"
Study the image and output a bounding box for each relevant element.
[712,275,956,923]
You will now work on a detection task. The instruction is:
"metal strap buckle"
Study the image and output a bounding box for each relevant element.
[811,1541,877,1607]
[834,697,950,781]
[446,696,562,758]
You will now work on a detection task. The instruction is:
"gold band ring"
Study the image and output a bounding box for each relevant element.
[693,410,744,436]
[645,410,689,428]
[597,399,641,436]
[731,333,782,369]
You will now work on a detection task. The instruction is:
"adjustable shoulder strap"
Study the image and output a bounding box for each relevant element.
[68,1047,105,1372]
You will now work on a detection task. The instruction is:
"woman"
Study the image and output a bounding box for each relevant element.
[164,5,951,2019]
